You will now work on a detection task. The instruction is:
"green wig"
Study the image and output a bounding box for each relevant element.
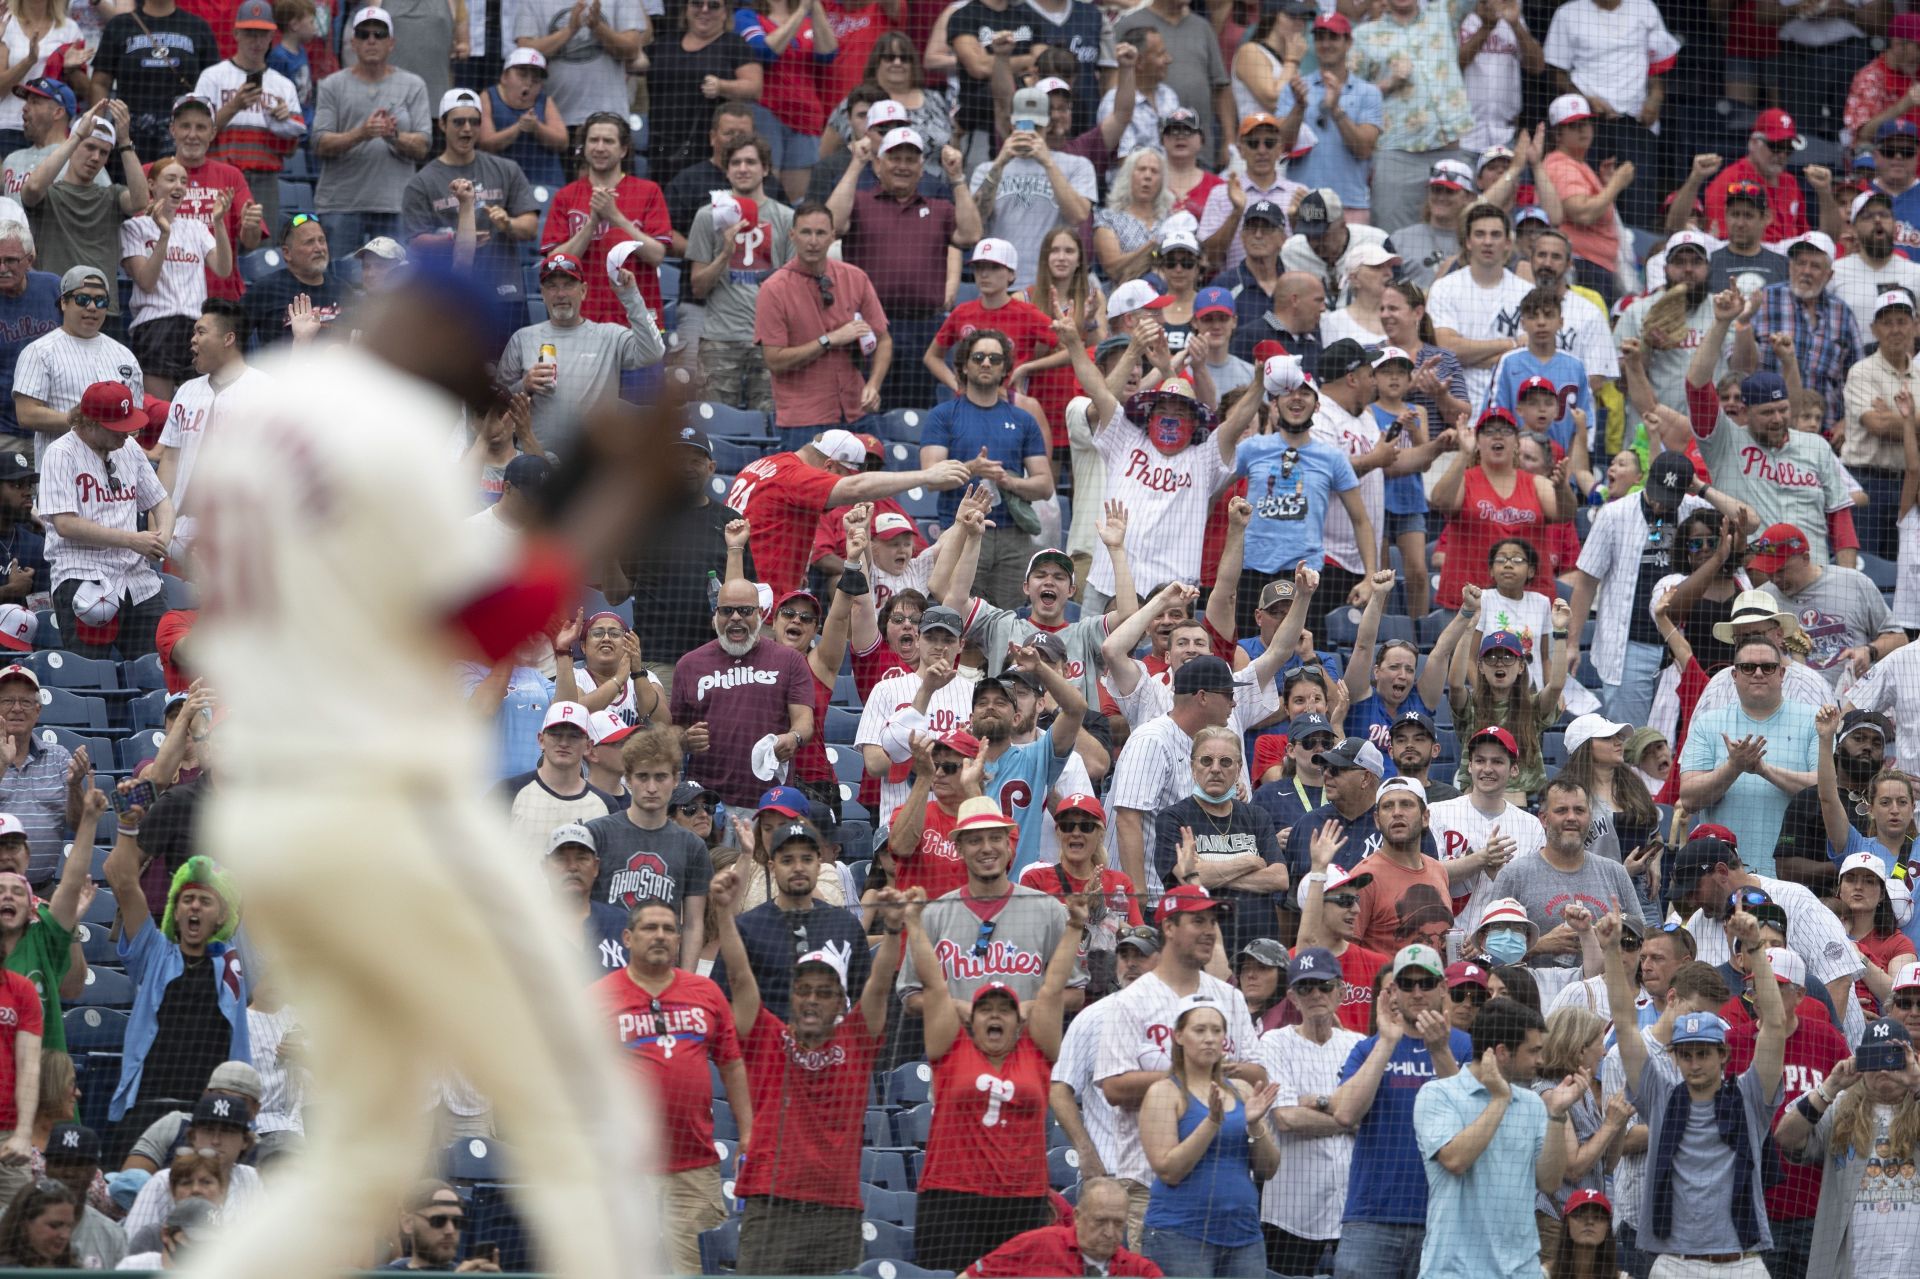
[161,856,241,944]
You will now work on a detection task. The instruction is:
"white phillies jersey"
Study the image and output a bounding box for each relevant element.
[857,669,974,832]
[37,430,167,595]
[12,330,144,464]
[1426,794,1545,921]
[191,347,498,780]
[161,365,275,519]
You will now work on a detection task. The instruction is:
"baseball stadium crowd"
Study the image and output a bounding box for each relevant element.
[10,0,1920,1276]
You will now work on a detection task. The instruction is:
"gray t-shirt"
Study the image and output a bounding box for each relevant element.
[684,197,794,342]
[1205,354,1254,398]
[495,286,664,457]
[1487,851,1645,968]
[583,811,715,913]
[1629,1050,1779,1256]
[27,182,128,313]
[895,883,1086,1002]
[400,152,538,297]
[513,0,647,125]
[312,66,432,215]
[1391,221,1458,291]
[965,600,1108,703]
[2,142,110,199]
[71,1205,126,1272]
[1773,564,1901,686]
[968,154,1097,291]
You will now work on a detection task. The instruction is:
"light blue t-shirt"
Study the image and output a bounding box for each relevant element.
[1235,435,1359,574]
[984,735,1070,878]
[1275,78,1386,211]
[1677,700,1821,878]
[1413,1068,1549,1279]
[457,662,555,780]
[1483,348,1593,453]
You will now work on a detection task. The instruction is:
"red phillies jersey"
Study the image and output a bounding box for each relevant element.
[964,1223,1164,1278]
[1018,864,1144,926]
[921,1032,1051,1198]
[594,968,741,1172]
[934,298,1058,368]
[733,1010,882,1208]
[1727,1014,1847,1221]
[792,665,834,787]
[541,175,672,324]
[812,497,930,574]
[727,453,845,596]
[890,800,967,899]
[0,969,41,1130]
[1335,944,1387,1034]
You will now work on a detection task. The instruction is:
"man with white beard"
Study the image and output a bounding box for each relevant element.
[669,576,815,811]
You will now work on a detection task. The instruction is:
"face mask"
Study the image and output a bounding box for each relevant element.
[1483,929,1529,965]
[955,664,984,683]
[1149,411,1194,455]
[1192,781,1230,804]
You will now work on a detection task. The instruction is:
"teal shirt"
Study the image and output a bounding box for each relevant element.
[1413,1067,1549,1279]
[1677,700,1821,878]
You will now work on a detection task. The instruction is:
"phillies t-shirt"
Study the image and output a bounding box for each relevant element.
[1426,795,1546,918]
[1088,408,1230,597]
[922,1032,1052,1197]
[1339,1027,1475,1224]
[177,159,252,301]
[891,800,966,898]
[727,452,846,596]
[734,1010,882,1208]
[0,968,43,1129]
[669,636,814,807]
[1726,1016,1847,1221]
[594,967,740,1172]
[1333,943,1387,1035]
[540,175,672,323]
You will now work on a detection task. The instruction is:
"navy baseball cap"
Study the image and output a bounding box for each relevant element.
[1288,712,1334,741]
[1741,371,1790,405]
[676,425,713,456]
[44,1123,101,1166]
[1879,119,1920,143]
[1287,945,1339,982]
[502,453,551,493]
[1243,199,1287,226]
[1391,708,1437,739]
[1194,286,1235,318]
[13,76,75,115]
[1173,655,1236,695]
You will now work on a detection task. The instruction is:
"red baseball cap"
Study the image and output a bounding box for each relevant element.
[1445,960,1490,989]
[1252,340,1290,365]
[1516,375,1559,401]
[935,728,982,759]
[1563,1189,1612,1218]
[973,980,1021,1008]
[1688,822,1738,850]
[1468,725,1520,759]
[1753,108,1803,149]
[1746,522,1810,574]
[1312,12,1351,35]
[1055,793,1106,824]
[769,589,821,620]
[540,252,585,281]
[1155,884,1233,926]
[78,382,147,433]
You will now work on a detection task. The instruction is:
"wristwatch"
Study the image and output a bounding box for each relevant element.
[1312,1095,1331,1114]
[817,333,832,349]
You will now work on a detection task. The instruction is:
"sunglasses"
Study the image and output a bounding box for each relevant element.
[353,24,388,37]
[1730,888,1772,909]
[1161,255,1200,269]
[878,50,913,62]
[421,1213,465,1230]
[1396,974,1440,992]
[672,799,716,814]
[1056,817,1101,833]
[1297,735,1336,753]
[776,606,818,623]
[968,351,1007,366]
[1450,986,1489,1004]
[715,604,758,619]
[1291,979,1336,995]
[286,212,322,231]
[64,293,109,309]
[1685,536,1721,553]
[971,918,997,958]
[1242,133,1281,150]
[1324,893,1359,909]
[1761,139,1793,153]
[1620,934,1643,952]
[1735,660,1781,676]
[1883,145,1919,159]
[1892,995,1920,1011]
[932,759,962,776]
[1117,925,1157,943]
[815,273,835,309]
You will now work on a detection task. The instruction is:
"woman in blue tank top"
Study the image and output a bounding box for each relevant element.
[1139,995,1281,1279]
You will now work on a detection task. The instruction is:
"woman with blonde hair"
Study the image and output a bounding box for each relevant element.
[1530,1006,1630,1260]
[1095,148,1171,282]
[0,0,83,157]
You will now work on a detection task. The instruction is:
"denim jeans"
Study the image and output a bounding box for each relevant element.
[1141,1227,1267,1279]
[1330,1221,1423,1279]
[1605,639,1666,730]
[1763,1214,1816,1279]
[1616,1223,1654,1279]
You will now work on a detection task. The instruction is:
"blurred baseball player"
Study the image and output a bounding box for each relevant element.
[182,269,681,1279]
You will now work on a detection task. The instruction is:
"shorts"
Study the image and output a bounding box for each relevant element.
[129,315,198,382]
[751,107,822,170]
[1385,510,1427,539]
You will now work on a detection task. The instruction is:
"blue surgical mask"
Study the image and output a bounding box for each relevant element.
[1193,781,1230,803]
[1483,929,1529,965]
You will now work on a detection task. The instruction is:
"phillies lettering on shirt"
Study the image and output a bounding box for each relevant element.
[694,665,783,698]
[615,1002,714,1049]
[1737,446,1823,489]
[1123,449,1195,494]
[933,937,1047,983]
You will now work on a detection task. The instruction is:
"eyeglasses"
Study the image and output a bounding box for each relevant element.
[1481,651,1521,666]
[932,759,961,776]
[353,24,388,38]
[971,918,997,958]
[688,0,726,8]
[776,606,818,623]
[1242,133,1280,150]
[1056,818,1101,833]
[0,698,34,710]
[815,273,835,309]
[1450,986,1489,1004]
[1291,979,1336,995]
[64,293,109,309]
[1478,423,1518,437]
[421,1212,465,1229]
[1324,893,1359,909]
[587,626,625,640]
[1735,660,1781,676]
[1396,974,1440,992]
[968,351,1007,366]
[1491,554,1530,567]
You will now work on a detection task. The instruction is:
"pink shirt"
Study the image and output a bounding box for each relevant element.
[753,258,890,428]
[1542,150,1621,270]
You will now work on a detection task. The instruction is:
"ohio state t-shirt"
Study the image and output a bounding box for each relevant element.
[595,967,740,1172]
[921,1032,1052,1197]
[734,1010,882,1208]
[727,453,846,595]
[0,968,43,1129]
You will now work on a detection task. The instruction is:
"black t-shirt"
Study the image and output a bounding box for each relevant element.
[243,267,352,350]
[95,8,220,126]
[623,498,754,665]
[1154,796,1282,951]
[1778,781,1872,867]
[146,953,229,1105]
[948,0,1036,134]
[665,160,727,242]
[1628,497,1680,647]
[1677,585,1741,676]
[1707,246,1790,294]
[648,32,756,183]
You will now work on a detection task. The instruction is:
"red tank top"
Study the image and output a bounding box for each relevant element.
[1435,467,1555,609]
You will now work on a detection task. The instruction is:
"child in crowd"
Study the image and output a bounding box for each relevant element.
[1449,582,1571,801]
[1474,536,1556,690]
[1790,388,1868,507]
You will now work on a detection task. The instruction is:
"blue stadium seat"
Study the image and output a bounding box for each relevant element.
[1433,729,1459,775]
[1542,729,1567,770]
[899,1102,934,1146]
[277,178,315,218]
[707,436,764,474]
[36,689,107,730]
[709,474,734,502]
[1414,608,1454,647]
[713,1138,738,1177]
[882,1060,933,1107]
[118,730,167,773]
[1323,607,1361,649]
[35,727,112,766]
[80,887,116,927]
[826,745,866,790]
[862,1221,916,1264]
[71,1051,118,1134]
[859,1149,911,1192]
[836,819,874,863]
[443,1137,509,1183]
[161,575,198,610]
[1047,1145,1081,1190]
[74,923,118,966]
[847,1260,953,1279]
[129,689,169,731]
[845,859,871,895]
[826,705,862,742]
[698,1218,740,1273]
[125,654,167,691]
[691,401,772,441]
[31,610,56,650]
[70,965,133,1009]
[657,260,682,305]
[892,486,940,520]
[864,1108,894,1146]
[861,1184,916,1228]
[239,247,283,282]
[26,651,120,690]
[874,409,926,444]
[1861,552,1897,591]
[1377,613,1417,648]
[712,1096,738,1141]
[833,672,860,706]
[63,1007,128,1052]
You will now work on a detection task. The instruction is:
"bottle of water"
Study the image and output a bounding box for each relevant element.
[707,570,721,610]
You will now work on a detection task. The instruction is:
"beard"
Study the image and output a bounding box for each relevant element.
[1839,751,1882,785]
[1684,279,1711,309]
[717,619,762,657]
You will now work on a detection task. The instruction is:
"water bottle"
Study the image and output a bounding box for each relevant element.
[1587,484,1606,508]
[707,570,721,610]
[853,310,877,356]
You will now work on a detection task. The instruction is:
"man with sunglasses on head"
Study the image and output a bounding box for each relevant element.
[12,267,142,465]
[312,7,431,259]
[241,213,348,348]
[711,820,869,1023]
[1705,109,1819,245]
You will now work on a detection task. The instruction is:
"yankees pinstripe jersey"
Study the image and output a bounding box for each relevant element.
[11,330,144,464]
[37,431,167,596]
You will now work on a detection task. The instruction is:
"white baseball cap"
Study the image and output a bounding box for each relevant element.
[547,822,596,854]
[355,236,407,262]
[878,127,925,155]
[1763,945,1807,989]
[71,582,119,626]
[972,238,1018,271]
[1107,278,1172,319]
[0,665,37,692]
[1665,229,1715,257]
[1548,94,1593,126]
[1563,713,1633,758]
[1158,226,1201,256]
[349,5,392,29]
[1371,345,1414,368]
[540,701,596,738]
[1838,849,1894,884]
[872,511,917,539]
[1893,960,1920,991]
[589,709,636,749]
[1347,243,1401,272]
[1475,897,1538,940]
[86,117,115,147]
[813,429,867,466]
[1876,288,1916,316]
[1376,776,1427,806]
[1787,230,1838,259]
[0,815,23,840]
[1033,76,1072,96]
[504,46,547,72]
[866,99,910,129]
[438,88,483,118]
[605,239,643,285]
[1263,355,1315,397]
[0,605,35,654]
[796,944,852,992]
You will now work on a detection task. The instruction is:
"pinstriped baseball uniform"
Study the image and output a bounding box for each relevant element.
[36,431,166,598]
[10,330,143,464]
[183,344,653,1279]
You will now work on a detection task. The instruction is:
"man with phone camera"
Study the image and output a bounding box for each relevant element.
[386,1179,502,1271]
[193,0,305,240]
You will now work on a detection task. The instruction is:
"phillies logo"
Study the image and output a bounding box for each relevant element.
[76,474,134,503]
[1441,830,1472,859]
[607,852,674,908]
[1124,450,1194,494]
[934,937,1044,981]
[0,1008,14,1027]
[781,1029,851,1071]
[1145,1022,1173,1049]
[1472,500,1540,526]
[1737,446,1821,488]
